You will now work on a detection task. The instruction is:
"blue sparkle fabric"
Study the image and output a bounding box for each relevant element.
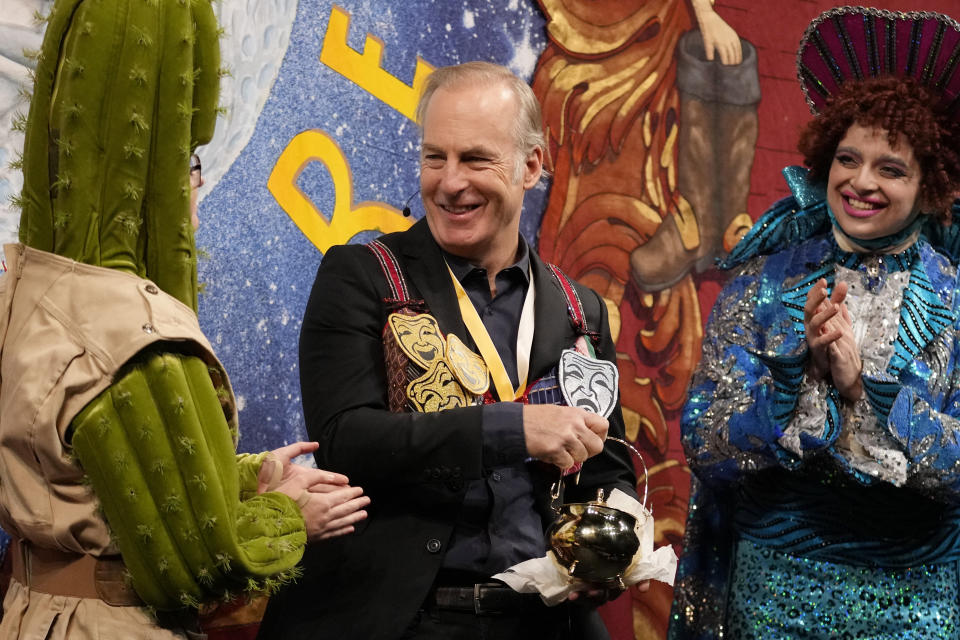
[669,171,960,640]
[726,539,960,640]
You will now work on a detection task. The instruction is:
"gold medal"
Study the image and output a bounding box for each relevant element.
[406,361,469,413]
[388,313,446,370]
[445,334,490,396]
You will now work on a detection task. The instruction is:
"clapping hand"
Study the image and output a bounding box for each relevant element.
[803,279,862,401]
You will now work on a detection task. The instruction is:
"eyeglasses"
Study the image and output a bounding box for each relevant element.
[190,153,202,187]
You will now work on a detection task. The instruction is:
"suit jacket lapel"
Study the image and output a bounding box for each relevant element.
[529,253,576,381]
[399,220,468,340]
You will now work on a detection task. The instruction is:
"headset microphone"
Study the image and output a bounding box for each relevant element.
[401,189,420,217]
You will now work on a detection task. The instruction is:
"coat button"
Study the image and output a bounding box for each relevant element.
[426,538,442,553]
[142,323,155,334]
[491,472,501,482]
[145,284,159,294]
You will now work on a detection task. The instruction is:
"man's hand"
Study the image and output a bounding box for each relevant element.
[522,405,608,470]
[567,580,649,604]
[258,441,350,494]
[295,485,370,542]
[258,441,371,542]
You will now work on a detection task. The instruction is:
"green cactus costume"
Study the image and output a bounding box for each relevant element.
[8,0,306,615]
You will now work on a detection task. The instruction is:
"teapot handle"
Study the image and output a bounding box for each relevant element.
[549,436,649,513]
[606,436,649,511]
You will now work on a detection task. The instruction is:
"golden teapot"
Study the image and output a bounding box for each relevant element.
[546,437,649,589]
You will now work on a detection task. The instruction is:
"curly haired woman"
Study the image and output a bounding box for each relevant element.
[671,7,960,640]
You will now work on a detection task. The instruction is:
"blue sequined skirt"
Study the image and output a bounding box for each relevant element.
[727,539,960,639]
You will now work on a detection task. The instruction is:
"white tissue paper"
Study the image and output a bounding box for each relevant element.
[492,488,678,606]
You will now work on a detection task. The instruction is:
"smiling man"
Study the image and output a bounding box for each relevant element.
[258,62,636,640]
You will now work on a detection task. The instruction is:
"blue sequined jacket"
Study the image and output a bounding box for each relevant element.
[669,169,960,639]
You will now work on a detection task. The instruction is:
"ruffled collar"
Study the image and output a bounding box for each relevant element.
[832,233,919,276]
[831,232,918,295]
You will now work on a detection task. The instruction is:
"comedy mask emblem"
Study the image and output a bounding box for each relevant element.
[407,360,469,413]
[389,313,446,369]
[445,333,490,395]
[558,348,619,418]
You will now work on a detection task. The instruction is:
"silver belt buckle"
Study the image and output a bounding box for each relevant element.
[473,583,482,615]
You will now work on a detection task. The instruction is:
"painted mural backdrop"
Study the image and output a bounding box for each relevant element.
[2,1,959,638]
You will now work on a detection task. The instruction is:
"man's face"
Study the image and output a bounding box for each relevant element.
[419,82,542,266]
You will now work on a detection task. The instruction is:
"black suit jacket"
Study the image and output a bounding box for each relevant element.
[258,220,636,639]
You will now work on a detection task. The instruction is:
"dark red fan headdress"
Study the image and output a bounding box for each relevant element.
[797,6,960,119]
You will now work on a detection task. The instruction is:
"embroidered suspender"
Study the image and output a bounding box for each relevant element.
[366,241,423,411]
[546,263,600,346]
[366,239,427,313]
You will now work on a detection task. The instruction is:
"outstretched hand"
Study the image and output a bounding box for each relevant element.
[258,441,348,494]
[295,483,370,542]
[259,441,370,542]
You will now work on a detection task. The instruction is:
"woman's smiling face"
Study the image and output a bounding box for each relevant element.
[826,122,923,240]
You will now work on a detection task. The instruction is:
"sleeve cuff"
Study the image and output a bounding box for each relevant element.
[753,348,806,426]
[482,402,526,467]
[236,451,271,500]
[753,351,842,456]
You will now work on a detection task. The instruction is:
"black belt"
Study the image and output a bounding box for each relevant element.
[429,582,545,616]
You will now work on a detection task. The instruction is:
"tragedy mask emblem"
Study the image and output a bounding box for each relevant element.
[558,348,619,419]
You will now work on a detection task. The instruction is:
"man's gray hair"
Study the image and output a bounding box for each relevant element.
[415,61,546,177]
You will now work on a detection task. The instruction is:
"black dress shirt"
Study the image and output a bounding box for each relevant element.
[440,237,545,575]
